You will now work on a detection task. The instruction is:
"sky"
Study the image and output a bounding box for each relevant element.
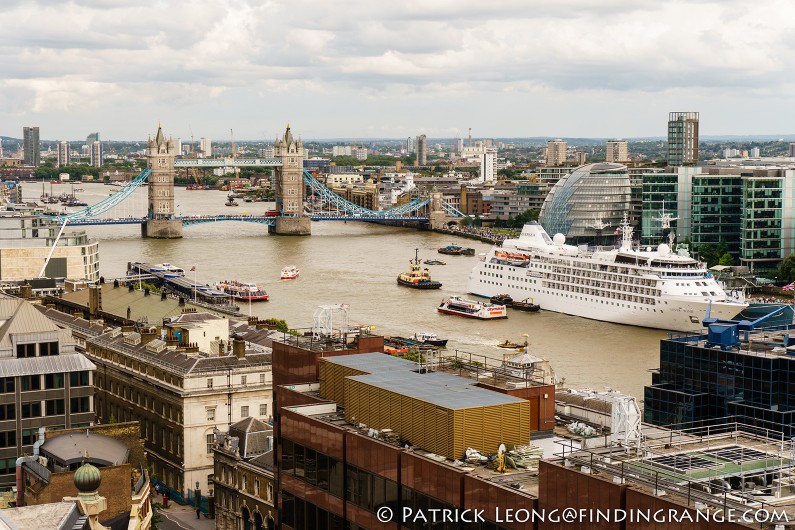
[1,0,794,141]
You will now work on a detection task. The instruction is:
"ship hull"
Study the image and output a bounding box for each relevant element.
[397,278,442,289]
[437,307,507,320]
[468,271,742,332]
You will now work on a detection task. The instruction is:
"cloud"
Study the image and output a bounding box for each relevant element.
[0,0,794,138]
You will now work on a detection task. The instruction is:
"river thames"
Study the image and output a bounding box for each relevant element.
[28,182,667,400]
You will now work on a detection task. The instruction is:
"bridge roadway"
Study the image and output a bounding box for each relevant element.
[174,158,282,168]
[65,213,431,226]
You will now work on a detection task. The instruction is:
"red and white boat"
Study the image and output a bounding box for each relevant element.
[437,296,507,320]
[280,265,300,280]
[214,280,269,301]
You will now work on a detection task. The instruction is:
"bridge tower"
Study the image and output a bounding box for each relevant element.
[143,124,182,238]
[270,123,311,235]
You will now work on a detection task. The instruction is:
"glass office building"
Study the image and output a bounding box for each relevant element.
[539,163,631,242]
[644,328,795,435]
[690,174,743,257]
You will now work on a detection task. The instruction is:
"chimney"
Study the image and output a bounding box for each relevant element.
[233,338,246,359]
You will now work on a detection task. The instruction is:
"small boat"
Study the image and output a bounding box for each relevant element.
[512,298,540,312]
[225,200,239,207]
[74,188,84,192]
[384,345,408,355]
[490,294,540,312]
[413,332,448,347]
[280,265,300,280]
[437,296,507,320]
[214,280,269,301]
[490,294,514,305]
[497,339,528,349]
[460,248,476,256]
[438,244,462,255]
[423,259,446,265]
[397,249,442,289]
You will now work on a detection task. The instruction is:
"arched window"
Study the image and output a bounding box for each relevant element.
[241,507,251,530]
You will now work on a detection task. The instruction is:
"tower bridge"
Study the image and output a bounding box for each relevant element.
[38,124,467,236]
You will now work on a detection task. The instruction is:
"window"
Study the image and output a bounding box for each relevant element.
[207,408,215,421]
[255,479,260,496]
[207,378,213,388]
[21,429,36,446]
[20,376,41,391]
[22,402,42,418]
[259,404,267,417]
[206,433,215,454]
[241,406,249,418]
[259,373,265,384]
[40,342,59,356]
[70,397,90,414]
[241,376,247,386]
[69,371,89,387]
[45,399,65,416]
[0,404,15,421]
[266,483,273,502]
[0,431,15,448]
[0,378,13,394]
[16,343,35,358]
[45,373,65,389]
[241,474,247,490]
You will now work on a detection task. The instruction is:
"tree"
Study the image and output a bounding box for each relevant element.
[696,242,719,268]
[718,253,735,267]
[778,254,795,283]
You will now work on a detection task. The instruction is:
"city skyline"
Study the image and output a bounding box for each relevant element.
[1,0,794,140]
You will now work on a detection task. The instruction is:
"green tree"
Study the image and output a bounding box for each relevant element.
[718,253,735,267]
[697,242,719,268]
[778,254,795,283]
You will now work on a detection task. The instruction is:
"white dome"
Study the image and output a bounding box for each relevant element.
[657,243,671,256]
[553,233,566,245]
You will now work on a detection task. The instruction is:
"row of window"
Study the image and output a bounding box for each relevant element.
[207,373,267,389]
[16,341,59,358]
[13,371,89,392]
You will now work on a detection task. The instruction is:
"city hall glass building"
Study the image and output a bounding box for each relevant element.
[539,162,631,242]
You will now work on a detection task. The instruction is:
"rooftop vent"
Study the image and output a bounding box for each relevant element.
[109,327,122,338]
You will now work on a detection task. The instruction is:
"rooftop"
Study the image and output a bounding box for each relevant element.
[324,353,525,409]
[41,432,130,467]
[88,329,273,376]
[56,283,233,324]
[0,501,86,530]
[667,324,795,359]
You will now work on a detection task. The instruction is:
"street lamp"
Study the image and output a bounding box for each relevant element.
[208,476,215,519]
[195,481,201,511]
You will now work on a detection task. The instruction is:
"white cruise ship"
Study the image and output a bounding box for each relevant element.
[467,220,747,331]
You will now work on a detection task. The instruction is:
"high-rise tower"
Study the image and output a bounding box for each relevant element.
[143,124,182,238]
[416,134,427,165]
[23,126,40,166]
[56,141,70,168]
[667,112,699,166]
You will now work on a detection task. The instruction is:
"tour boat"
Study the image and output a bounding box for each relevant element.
[214,280,269,301]
[437,296,508,320]
[466,219,747,331]
[280,266,300,280]
[397,249,442,289]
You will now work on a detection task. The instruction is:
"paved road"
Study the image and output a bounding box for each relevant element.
[153,494,215,530]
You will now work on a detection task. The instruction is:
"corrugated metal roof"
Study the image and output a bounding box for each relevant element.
[349,372,523,409]
[325,352,523,409]
[0,354,95,378]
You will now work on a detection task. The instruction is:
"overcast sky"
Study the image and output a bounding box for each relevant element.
[1,0,793,141]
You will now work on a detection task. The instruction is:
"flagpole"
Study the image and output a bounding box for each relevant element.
[193,265,197,303]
